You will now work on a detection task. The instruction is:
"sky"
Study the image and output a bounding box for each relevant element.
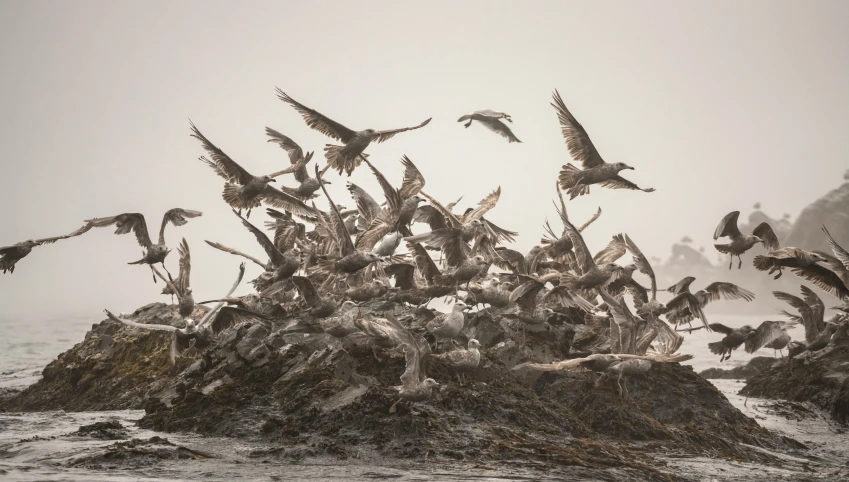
[0,0,847,318]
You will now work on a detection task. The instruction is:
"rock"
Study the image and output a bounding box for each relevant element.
[235,324,269,358]
[784,180,849,252]
[74,420,129,440]
[699,356,778,379]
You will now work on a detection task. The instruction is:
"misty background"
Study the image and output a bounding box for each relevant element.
[1,1,847,320]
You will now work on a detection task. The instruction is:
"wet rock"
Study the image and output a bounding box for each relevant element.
[742,342,849,425]
[74,420,129,440]
[235,324,269,358]
[699,356,778,379]
[65,436,212,468]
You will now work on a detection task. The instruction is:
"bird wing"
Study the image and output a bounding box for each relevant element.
[384,263,417,290]
[800,285,825,327]
[347,182,382,225]
[196,262,247,331]
[624,280,649,307]
[261,186,317,218]
[159,208,202,245]
[292,275,321,306]
[702,282,756,303]
[204,240,267,269]
[462,186,501,223]
[752,222,780,252]
[493,247,527,274]
[822,225,849,270]
[667,292,710,331]
[397,155,426,199]
[33,223,94,246]
[362,158,402,215]
[315,165,356,256]
[84,213,152,249]
[551,90,605,169]
[208,306,273,336]
[594,234,627,265]
[578,207,602,233]
[190,121,254,184]
[418,191,464,228]
[482,218,518,245]
[407,241,442,283]
[104,309,178,332]
[713,211,741,240]
[405,228,469,268]
[275,89,356,143]
[744,320,784,354]
[707,322,734,335]
[167,238,192,294]
[265,127,304,164]
[152,264,183,297]
[665,276,695,295]
[599,175,655,193]
[624,234,656,299]
[233,210,285,267]
[385,312,431,385]
[478,117,521,143]
[561,215,595,274]
[413,205,448,231]
[373,117,432,144]
[791,264,849,300]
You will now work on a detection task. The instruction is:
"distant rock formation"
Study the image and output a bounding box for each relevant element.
[783,177,849,252]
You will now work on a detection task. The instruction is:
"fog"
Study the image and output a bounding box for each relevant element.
[1,0,847,318]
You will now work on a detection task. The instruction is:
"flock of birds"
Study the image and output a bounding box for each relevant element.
[3,89,848,410]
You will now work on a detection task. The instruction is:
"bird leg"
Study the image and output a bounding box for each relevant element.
[149,265,158,283]
[593,372,607,388]
[161,262,173,280]
[464,121,472,128]
[779,348,785,358]
[389,398,402,413]
[773,267,783,280]
[728,256,733,270]
[737,256,742,269]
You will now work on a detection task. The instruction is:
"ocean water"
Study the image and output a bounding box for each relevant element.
[0,312,845,481]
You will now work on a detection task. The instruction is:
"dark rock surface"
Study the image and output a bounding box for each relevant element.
[783,179,849,252]
[0,301,807,478]
[742,339,849,425]
[699,356,778,380]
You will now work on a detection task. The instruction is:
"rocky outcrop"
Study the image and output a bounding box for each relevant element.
[0,300,803,477]
[783,180,849,252]
[698,356,778,380]
[741,338,849,425]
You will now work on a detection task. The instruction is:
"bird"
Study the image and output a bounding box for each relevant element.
[103,262,248,362]
[707,321,780,362]
[318,300,362,339]
[1,223,92,274]
[713,211,779,269]
[457,110,521,143]
[264,127,326,200]
[191,121,315,219]
[157,238,194,318]
[606,359,653,399]
[773,286,828,344]
[84,209,202,283]
[291,275,338,318]
[431,338,482,385]
[665,280,755,332]
[753,248,830,280]
[779,226,849,300]
[277,89,432,176]
[426,301,471,346]
[743,320,798,357]
[383,312,439,414]
[231,209,301,294]
[551,90,654,199]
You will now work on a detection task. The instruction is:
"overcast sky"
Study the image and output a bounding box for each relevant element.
[1,0,846,318]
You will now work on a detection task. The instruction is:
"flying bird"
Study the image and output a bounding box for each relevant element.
[84,209,202,282]
[457,110,521,143]
[1,223,92,274]
[277,89,431,176]
[712,211,779,269]
[552,90,654,199]
[264,127,326,200]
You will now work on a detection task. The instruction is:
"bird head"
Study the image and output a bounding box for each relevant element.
[340,300,360,310]
[365,252,382,263]
[363,128,378,138]
[468,339,482,349]
[422,378,440,390]
[412,195,426,204]
[260,175,276,183]
[614,162,634,171]
[811,252,830,263]
[454,301,471,311]
[23,240,39,248]
[472,255,487,266]
[184,288,193,296]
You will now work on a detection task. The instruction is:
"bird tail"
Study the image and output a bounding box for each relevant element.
[324,145,366,176]
[566,184,590,199]
[559,271,577,290]
[0,256,16,274]
[222,183,261,211]
[707,341,724,356]
[276,184,306,199]
[558,163,583,189]
[713,243,734,255]
[752,255,772,271]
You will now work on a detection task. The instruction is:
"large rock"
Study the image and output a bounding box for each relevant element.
[783,179,849,252]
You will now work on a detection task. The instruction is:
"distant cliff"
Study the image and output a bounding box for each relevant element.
[783,178,849,252]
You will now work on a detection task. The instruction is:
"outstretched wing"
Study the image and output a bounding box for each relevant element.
[373,117,432,143]
[104,309,178,332]
[347,182,382,225]
[791,264,849,300]
[561,215,595,274]
[159,208,202,245]
[822,225,849,270]
[594,234,627,265]
[599,176,655,193]
[261,186,317,218]
[276,89,356,143]
[752,222,780,252]
[385,312,431,385]
[702,282,755,304]
[398,155,426,199]
[714,211,741,240]
[204,240,267,269]
[84,213,152,249]
[233,210,285,267]
[33,223,94,246]
[190,121,254,185]
[463,186,501,223]
[707,322,734,335]
[551,90,605,169]
[292,275,321,306]
[479,118,521,143]
[624,234,656,299]
[744,320,784,354]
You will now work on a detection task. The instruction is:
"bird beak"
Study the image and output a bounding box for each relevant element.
[627,166,635,170]
[269,178,277,183]
[324,180,332,184]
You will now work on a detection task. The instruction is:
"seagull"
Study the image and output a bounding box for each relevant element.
[291,275,338,318]
[780,226,849,300]
[742,320,796,358]
[606,359,653,399]
[384,312,439,414]
[277,89,432,176]
[665,280,755,332]
[712,211,779,269]
[753,248,830,280]
[426,301,471,345]
[707,321,785,362]
[191,121,315,219]
[773,286,828,344]
[457,110,521,143]
[1,223,92,274]
[551,90,654,199]
[84,209,202,282]
[157,238,194,318]
[265,127,326,200]
[431,338,482,385]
